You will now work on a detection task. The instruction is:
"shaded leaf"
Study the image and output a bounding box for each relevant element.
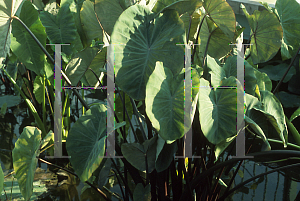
[121,135,157,172]
[276,91,300,108]
[258,63,296,83]
[0,95,21,108]
[66,104,108,182]
[95,0,124,35]
[155,137,177,172]
[133,183,151,201]
[80,0,103,45]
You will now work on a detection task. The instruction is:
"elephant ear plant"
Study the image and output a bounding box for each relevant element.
[1,0,300,200]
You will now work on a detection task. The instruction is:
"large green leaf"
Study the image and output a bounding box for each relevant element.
[12,127,41,201]
[202,0,236,41]
[80,0,103,45]
[10,1,46,76]
[0,0,24,58]
[145,62,185,143]
[65,47,106,87]
[276,0,300,57]
[253,90,288,147]
[40,3,78,55]
[94,0,124,35]
[241,4,282,64]
[111,4,185,100]
[121,135,157,172]
[0,165,3,194]
[152,0,202,16]
[66,104,108,182]
[198,77,244,145]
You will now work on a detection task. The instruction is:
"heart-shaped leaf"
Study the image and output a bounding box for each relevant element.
[241,4,283,64]
[121,135,157,172]
[40,3,78,55]
[198,77,244,145]
[145,62,185,143]
[202,0,236,41]
[111,4,185,100]
[66,104,108,182]
[12,126,41,201]
[0,0,24,58]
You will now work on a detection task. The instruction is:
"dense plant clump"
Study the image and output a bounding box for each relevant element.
[0,0,300,200]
